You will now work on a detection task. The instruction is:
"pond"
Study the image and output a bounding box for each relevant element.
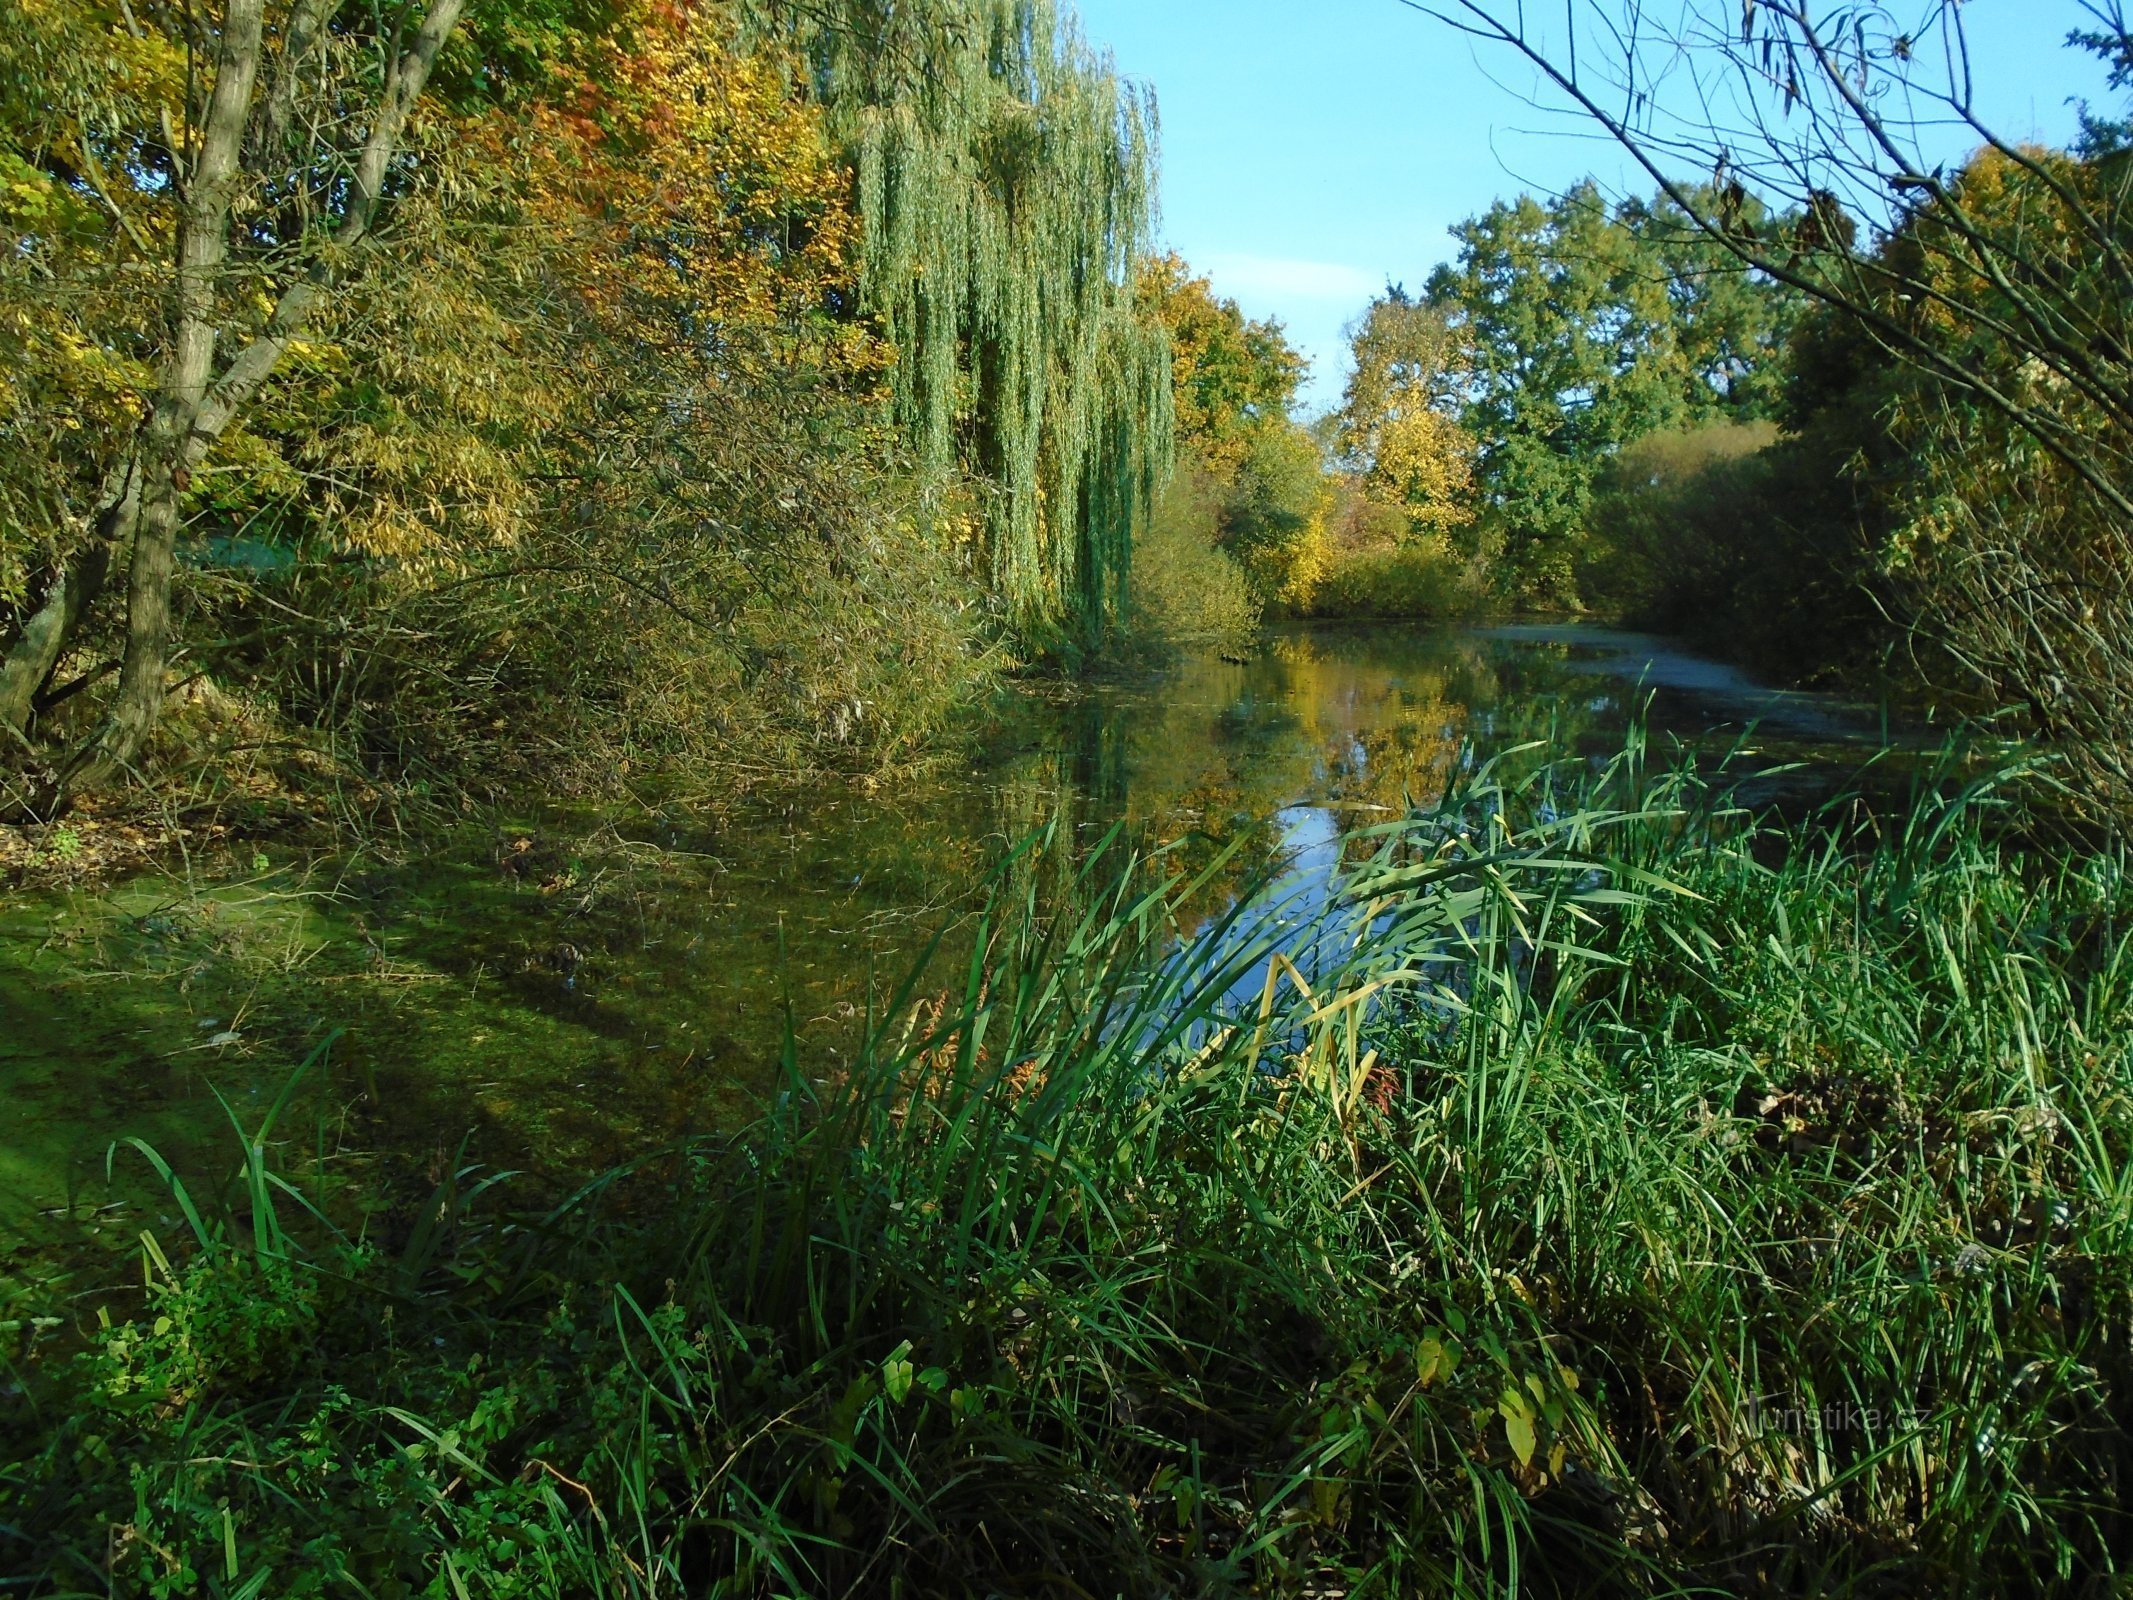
[0,621,1898,1258]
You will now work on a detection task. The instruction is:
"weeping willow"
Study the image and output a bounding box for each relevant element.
[750,0,1175,648]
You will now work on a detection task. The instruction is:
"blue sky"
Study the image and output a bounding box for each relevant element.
[1072,0,2113,410]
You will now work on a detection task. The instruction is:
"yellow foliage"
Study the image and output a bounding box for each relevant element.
[1369,392,1476,538]
[1274,509,1332,610]
[555,2,877,378]
[230,0,889,574]
[1137,252,1305,481]
[0,0,881,595]
[1235,487,1334,614]
[1864,142,2133,813]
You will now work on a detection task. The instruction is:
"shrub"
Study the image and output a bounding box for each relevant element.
[1306,532,1486,620]
[1127,467,1260,650]
[1581,419,1891,684]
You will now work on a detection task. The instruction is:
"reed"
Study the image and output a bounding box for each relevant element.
[5,740,2129,1596]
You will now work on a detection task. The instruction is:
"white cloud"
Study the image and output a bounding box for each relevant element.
[1197,252,1383,308]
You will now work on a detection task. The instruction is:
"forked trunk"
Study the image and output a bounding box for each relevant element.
[25,0,267,803]
[0,461,141,742]
[0,566,98,741]
[24,0,466,809]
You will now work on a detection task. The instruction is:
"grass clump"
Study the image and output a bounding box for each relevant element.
[3,743,2130,1595]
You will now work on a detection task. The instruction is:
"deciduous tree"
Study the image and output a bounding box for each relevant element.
[1335,289,1475,545]
[750,0,1173,649]
[1139,251,1306,480]
[0,0,476,812]
[1421,0,2133,812]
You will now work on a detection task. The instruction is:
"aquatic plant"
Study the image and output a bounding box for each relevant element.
[4,741,2129,1594]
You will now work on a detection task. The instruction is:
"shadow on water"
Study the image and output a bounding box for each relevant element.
[1,621,1911,1252]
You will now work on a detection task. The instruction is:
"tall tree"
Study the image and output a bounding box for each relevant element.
[750,0,1174,649]
[1338,287,1465,438]
[1422,0,2133,813]
[0,0,476,811]
[1423,182,1796,602]
[1335,288,1475,545]
[1619,189,1800,422]
[1137,253,1325,610]
[1138,251,1306,478]
[1425,184,1684,601]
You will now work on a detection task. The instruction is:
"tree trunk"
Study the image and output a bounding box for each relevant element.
[10,0,468,812]
[0,460,140,739]
[0,566,97,739]
[34,0,265,800]
[61,484,185,792]
[52,0,467,804]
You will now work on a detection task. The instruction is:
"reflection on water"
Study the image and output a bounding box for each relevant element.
[1007,621,1882,893]
[1,623,1892,1225]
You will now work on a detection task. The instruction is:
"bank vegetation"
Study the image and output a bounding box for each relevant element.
[7,747,2130,1594]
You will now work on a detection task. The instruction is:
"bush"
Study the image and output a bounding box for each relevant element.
[155,412,1000,816]
[1579,420,1777,613]
[1305,533,1486,620]
[1220,426,1335,613]
[1127,467,1260,650]
[1581,420,1891,684]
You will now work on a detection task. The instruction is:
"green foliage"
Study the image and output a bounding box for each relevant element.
[1220,421,1332,609]
[755,0,1174,649]
[2074,10,2133,156]
[1305,534,1481,621]
[1426,185,1678,602]
[0,0,170,607]
[1126,465,1259,650]
[1579,128,2133,814]
[271,465,997,797]
[1616,190,1799,421]
[1582,421,1774,579]
[1139,253,1306,480]
[1579,415,1898,686]
[1130,253,1326,629]
[9,745,2132,1593]
[1852,144,2133,814]
[1424,182,1800,603]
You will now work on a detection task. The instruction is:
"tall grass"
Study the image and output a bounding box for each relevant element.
[4,741,2129,1596]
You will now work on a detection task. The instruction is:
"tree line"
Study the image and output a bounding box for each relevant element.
[1392,0,2133,818]
[0,0,1172,822]
[1124,180,1802,636]
[1153,1,2133,823]
[9,0,2133,825]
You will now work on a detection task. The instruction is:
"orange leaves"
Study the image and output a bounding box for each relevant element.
[498,0,879,385]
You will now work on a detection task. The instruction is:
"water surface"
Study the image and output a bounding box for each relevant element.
[0,622,1894,1248]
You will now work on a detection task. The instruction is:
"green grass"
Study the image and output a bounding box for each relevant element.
[3,739,2129,1596]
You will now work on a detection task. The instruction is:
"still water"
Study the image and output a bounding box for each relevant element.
[1,622,1894,1242]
